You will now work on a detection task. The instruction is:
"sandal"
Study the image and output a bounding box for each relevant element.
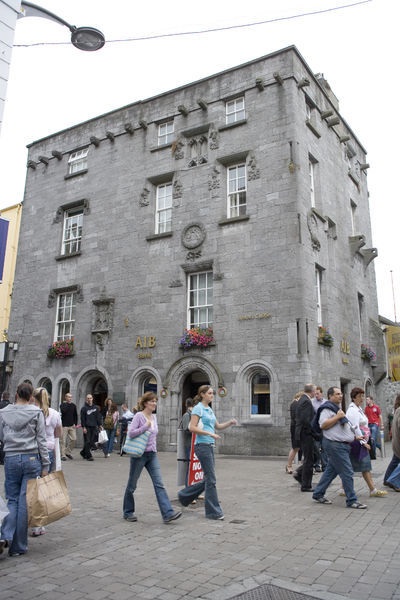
[285,465,293,474]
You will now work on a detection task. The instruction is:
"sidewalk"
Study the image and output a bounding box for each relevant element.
[0,445,399,600]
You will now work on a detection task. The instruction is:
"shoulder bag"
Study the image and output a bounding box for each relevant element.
[122,429,151,457]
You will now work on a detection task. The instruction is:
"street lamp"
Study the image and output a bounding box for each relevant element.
[19,1,105,51]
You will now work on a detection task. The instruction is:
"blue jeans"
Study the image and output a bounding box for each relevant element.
[312,439,357,506]
[384,454,400,483]
[123,451,175,521]
[178,444,223,519]
[1,454,41,555]
[368,423,381,450]
[102,429,116,455]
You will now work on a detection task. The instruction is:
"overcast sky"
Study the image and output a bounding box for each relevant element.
[0,0,397,320]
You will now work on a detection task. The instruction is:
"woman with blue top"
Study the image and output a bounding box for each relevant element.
[122,391,182,524]
[178,384,237,520]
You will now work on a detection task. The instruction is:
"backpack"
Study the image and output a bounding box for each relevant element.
[104,413,114,429]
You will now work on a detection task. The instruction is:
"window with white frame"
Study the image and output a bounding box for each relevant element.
[158,121,174,146]
[188,271,213,328]
[55,291,76,341]
[225,97,245,124]
[251,371,271,415]
[227,164,247,218]
[68,148,88,175]
[315,266,323,326]
[156,183,172,234]
[62,207,83,255]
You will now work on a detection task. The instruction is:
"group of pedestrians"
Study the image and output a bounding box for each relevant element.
[289,383,389,509]
[123,385,237,524]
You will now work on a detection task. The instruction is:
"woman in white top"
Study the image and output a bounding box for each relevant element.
[31,387,62,536]
[346,387,387,498]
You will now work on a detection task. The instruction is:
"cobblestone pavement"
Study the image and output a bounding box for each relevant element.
[0,445,399,600]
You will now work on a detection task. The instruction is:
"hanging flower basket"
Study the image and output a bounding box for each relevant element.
[47,339,74,359]
[361,344,376,361]
[318,326,334,347]
[179,327,215,349]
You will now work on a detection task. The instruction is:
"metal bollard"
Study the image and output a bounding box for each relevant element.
[380,429,385,458]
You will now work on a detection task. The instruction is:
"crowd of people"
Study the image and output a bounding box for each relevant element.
[0,379,399,559]
[287,383,395,509]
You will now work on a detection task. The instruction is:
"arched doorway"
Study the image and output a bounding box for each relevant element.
[181,369,210,415]
[38,377,52,404]
[92,377,108,410]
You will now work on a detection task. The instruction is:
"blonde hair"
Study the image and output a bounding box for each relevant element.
[33,387,50,418]
[193,384,212,406]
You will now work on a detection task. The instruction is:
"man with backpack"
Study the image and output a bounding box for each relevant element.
[312,387,367,509]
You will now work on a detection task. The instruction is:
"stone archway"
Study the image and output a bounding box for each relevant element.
[159,354,222,450]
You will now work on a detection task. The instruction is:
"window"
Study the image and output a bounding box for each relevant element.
[227,164,246,218]
[357,293,364,341]
[251,372,271,415]
[309,159,316,208]
[315,267,323,326]
[62,207,83,255]
[188,271,213,328]
[156,183,172,233]
[350,199,357,234]
[55,292,76,341]
[225,97,245,124]
[158,121,174,146]
[68,148,88,175]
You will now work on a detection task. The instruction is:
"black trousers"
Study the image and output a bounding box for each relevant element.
[296,433,314,490]
[81,427,98,458]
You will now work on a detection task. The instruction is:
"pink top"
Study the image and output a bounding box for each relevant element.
[127,411,158,452]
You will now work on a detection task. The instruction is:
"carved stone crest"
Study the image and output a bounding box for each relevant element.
[181,223,206,249]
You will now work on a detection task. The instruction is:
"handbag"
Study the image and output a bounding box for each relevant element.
[350,439,369,462]
[98,429,108,444]
[26,470,72,527]
[122,430,151,457]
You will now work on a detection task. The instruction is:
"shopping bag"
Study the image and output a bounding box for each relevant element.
[97,429,108,445]
[0,495,9,522]
[122,430,151,457]
[27,470,72,527]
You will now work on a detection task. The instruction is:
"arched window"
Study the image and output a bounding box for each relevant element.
[251,371,271,416]
[143,375,157,395]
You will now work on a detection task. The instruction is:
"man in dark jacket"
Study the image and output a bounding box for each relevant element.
[293,384,316,492]
[80,394,102,461]
[60,392,78,461]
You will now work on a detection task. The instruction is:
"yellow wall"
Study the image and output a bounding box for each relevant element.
[0,203,22,340]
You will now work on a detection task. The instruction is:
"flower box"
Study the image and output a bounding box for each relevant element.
[361,344,376,361]
[179,327,214,349]
[47,339,74,359]
[318,326,334,347]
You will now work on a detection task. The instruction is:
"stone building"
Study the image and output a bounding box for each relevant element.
[7,45,385,455]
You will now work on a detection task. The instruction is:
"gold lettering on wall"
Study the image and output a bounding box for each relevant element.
[135,336,157,349]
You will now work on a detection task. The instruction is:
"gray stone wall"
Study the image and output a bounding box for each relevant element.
[8,46,383,455]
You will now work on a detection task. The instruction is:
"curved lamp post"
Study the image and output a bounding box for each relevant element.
[19,1,105,51]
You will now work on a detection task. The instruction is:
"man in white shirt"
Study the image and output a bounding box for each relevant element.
[312,387,367,509]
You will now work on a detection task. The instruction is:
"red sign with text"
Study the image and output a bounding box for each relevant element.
[188,434,204,486]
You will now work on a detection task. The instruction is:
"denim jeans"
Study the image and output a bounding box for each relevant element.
[1,453,41,555]
[123,451,175,521]
[104,428,116,455]
[178,443,223,519]
[368,423,381,450]
[384,454,400,483]
[312,438,357,506]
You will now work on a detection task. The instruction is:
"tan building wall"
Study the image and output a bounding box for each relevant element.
[0,202,22,338]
